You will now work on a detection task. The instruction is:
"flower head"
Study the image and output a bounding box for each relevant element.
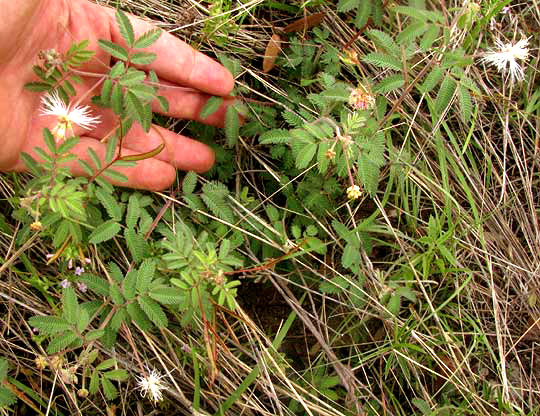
[346,184,362,200]
[60,279,71,289]
[30,221,43,231]
[349,87,375,111]
[481,37,530,83]
[75,266,85,276]
[340,49,360,66]
[40,91,100,142]
[35,355,48,370]
[137,369,167,403]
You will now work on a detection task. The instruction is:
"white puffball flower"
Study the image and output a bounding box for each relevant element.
[481,37,530,83]
[39,91,100,142]
[136,368,167,403]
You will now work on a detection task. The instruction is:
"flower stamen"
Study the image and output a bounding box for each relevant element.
[39,91,100,142]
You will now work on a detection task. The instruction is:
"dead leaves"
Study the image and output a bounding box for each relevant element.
[263,34,282,73]
[282,12,326,34]
[262,12,326,73]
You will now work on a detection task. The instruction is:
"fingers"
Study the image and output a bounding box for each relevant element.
[101,5,235,96]
[63,136,178,191]
[150,79,233,125]
[17,125,213,190]
[88,121,215,172]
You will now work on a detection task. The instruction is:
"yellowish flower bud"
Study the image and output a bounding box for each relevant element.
[346,185,362,200]
[30,221,42,231]
[35,355,47,370]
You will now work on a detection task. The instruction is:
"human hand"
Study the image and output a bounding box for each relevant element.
[0,0,234,190]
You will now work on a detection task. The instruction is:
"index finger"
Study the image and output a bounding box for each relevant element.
[102,5,235,96]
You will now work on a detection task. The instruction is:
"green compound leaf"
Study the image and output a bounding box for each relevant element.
[200,96,224,120]
[101,376,118,400]
[125,227,145,262]
[85,329,105,342]
[392,5,444,23]
[62,287,79,325]
[337,0,359,13]
[373,74,404,94]
[182,171,198,194]
[0,385,17,408]
[419,67,444,94]
[354,0,372,29]
[201,182,234,222]
[123,269,137,300]
[136,259,156,294]
[126,194,141,229]
[43,128,57,154]
[130,51,157,65]
[149,286,185,305]
[138,295,168,328]
[0,359,7,382]
[116,10,135,48]
[95,187,122,221]
[126,302,152,330]
[28,316,72,334]
[103,168,129,183]
[119,68,146,86]
[435,75,457,115]
[156,96,169,112]
[420,24,440,51]
[89,371,99,394]
[98,39,129,61]
[109,61,126,79]
[100,79,113,107]
[225,105,240,147]
[367,29,399,56]
[88,220,121,244]
[458,82,473,123]
[128,84,157,101]
[362,52,401,71]
[295,142,317,169]
[96,358,117,371]
[125,90,150,130]
[46,331,80,354]
[76,309,90,333]
[24,81,52,92]
[104,369,129,381]
[134,28,162,49]
[259,129,291,144]
[109,283,125,305]
[396,21,428,45]
[78,273,110,296]
[111,82,124,115]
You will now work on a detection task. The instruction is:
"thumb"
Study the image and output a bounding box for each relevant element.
[0,0,43,60]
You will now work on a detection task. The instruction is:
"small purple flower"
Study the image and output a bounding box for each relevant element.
[84,257,91,264]
[60,279,71,288]
[77,282,87,293]
[75,266,84,276]
[46,253,54,260]
[33,327,39,333]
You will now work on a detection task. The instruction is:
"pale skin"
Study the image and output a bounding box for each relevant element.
[0,0,235,190]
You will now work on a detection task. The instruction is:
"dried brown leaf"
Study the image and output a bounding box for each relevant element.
[283,12,325,33]
[263,34,282,73]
